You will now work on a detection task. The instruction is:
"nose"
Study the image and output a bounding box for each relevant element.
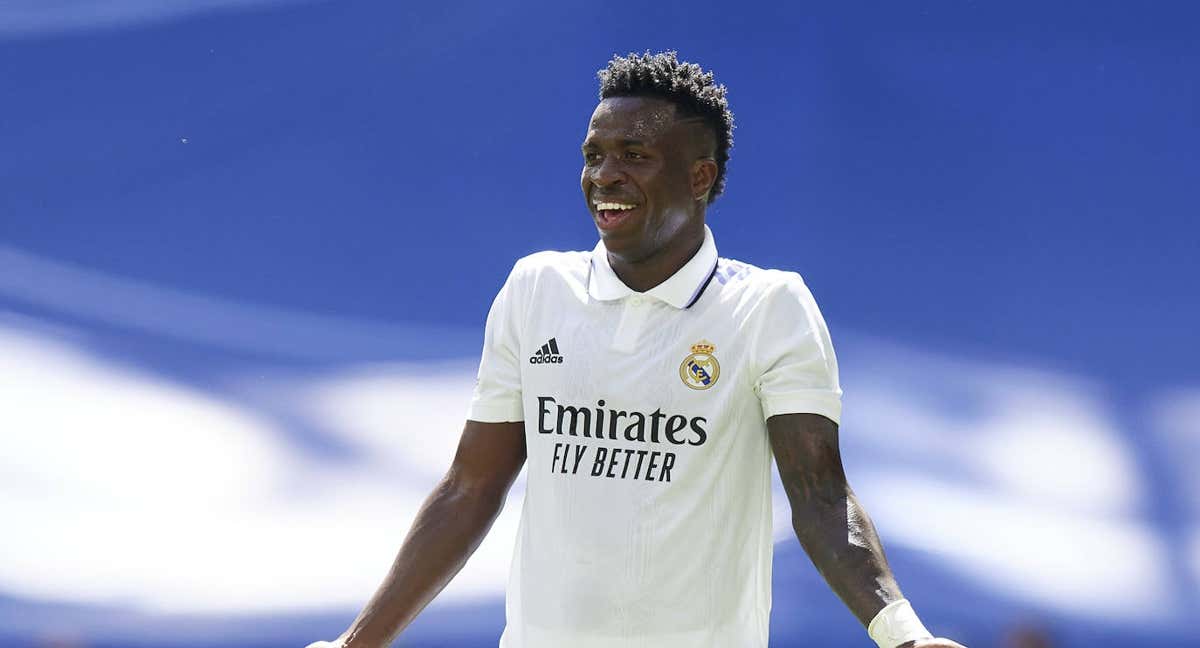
[588,155,624,189]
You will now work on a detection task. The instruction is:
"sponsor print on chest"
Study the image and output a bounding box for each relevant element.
[527,337,722,484]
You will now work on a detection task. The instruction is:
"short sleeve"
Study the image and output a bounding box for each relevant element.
[752,273,843,424]
[466,264,525,422]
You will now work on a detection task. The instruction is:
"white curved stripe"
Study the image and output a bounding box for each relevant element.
[1151,390,1200,598]
[1152,390,1200,515]
[0,246,476,360]
[0,0,324,40]
[0,324,514,613]
[858,470,1174,621]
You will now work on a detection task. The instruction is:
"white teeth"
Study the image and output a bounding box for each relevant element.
[594,202,636,211]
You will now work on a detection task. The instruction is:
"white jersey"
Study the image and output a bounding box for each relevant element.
[467,226,842,648]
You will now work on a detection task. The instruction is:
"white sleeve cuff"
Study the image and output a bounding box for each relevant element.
[466,399,524,423]
[868,599,932,648]
[759,390,842,424]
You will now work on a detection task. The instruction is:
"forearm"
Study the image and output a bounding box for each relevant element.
[788,484,902,626]
[338,476,507,648]
[771,418,953,647]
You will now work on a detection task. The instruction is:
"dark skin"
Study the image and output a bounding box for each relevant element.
[321,421,527,648]
[581,96,717,292]
[769,414,964,648]
[313,97,964,648]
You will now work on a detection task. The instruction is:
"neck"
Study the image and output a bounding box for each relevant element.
[607,217,706,293]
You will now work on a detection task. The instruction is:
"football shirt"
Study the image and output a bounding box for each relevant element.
[468,225,842,648]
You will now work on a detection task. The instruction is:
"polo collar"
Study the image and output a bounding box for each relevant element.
[587,225,719,310]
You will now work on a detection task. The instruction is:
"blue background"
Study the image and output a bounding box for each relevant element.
[1,1,1197,646]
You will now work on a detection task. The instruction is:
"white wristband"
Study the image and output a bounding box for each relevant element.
[867,599,932,648]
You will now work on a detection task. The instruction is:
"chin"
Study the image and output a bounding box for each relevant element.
[601,235,658,264]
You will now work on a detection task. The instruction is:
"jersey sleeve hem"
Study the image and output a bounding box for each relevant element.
[466,399,525,423]
[760,391,842,425]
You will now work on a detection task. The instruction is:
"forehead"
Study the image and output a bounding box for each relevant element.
[585,96,680,142]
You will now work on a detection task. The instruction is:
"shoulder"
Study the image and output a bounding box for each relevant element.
[504,249,591,289]
[714,257,820,311]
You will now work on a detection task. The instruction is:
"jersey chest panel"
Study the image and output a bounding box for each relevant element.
[517,290,762,493]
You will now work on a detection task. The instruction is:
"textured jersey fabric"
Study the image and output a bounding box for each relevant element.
[467,226,842,648]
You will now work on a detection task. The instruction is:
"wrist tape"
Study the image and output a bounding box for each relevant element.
[867,599,932,648]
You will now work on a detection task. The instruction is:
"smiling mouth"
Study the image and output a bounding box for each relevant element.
[592,200,639,229]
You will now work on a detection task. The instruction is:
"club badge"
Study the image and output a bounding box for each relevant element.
[680,340,720,390]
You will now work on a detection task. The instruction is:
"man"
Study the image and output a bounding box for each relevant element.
[309,52,966,648]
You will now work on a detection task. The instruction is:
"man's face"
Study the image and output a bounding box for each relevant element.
[580,96,707,261]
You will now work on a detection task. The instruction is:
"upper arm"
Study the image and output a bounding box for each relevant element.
[768,413,847,509]
[446,420,527,498]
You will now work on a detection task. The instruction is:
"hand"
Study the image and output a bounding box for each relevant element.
[899,639,967,648]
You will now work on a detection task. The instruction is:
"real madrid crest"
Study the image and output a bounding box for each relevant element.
[680,340,720,390]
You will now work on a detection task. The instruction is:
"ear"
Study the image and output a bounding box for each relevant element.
[690,158,719,202]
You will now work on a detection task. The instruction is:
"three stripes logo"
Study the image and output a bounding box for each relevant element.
[529,338,564,365]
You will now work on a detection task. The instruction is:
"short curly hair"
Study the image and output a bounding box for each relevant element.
[597,51,734,203]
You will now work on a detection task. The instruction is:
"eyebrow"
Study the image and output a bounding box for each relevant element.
[582,137,648,146]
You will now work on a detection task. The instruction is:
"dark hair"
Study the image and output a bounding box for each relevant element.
[597,51,734,203]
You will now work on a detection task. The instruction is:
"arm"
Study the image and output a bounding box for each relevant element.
[768,413,963,648]
[323,420,526,648]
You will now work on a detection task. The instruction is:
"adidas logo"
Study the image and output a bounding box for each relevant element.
[529,337,564,365]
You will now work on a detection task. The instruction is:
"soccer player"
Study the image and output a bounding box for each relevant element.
[308,52,966,648]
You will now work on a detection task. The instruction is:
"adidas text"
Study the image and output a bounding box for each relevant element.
[530,337,564,364]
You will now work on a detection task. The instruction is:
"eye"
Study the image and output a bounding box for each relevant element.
[583,151,602,164]
[625,150,645,160]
